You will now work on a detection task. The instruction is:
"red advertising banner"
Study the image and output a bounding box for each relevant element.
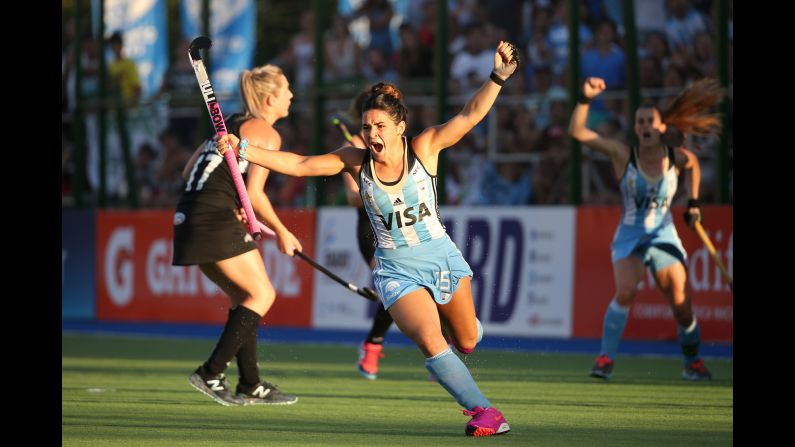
[96,210,316,327]
[573,206,733,342]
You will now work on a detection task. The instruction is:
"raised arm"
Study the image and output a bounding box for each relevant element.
[413,41,519,161]
[568,77,630,176]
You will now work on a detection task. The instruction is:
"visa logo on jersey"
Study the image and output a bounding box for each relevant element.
[377,202,432,229]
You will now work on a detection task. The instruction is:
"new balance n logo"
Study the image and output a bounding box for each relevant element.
[393,197,404,206]
[207,379,225,391]
[251,386,271,398]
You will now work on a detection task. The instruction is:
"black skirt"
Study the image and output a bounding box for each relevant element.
[172,206,258,266]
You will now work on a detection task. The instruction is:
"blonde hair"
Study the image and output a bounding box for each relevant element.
[238,64,285,120]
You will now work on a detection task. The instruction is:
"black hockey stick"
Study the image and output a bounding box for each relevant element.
[294,250,379,301]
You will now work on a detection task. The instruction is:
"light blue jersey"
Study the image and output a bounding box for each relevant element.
[619,146,678,229]
[359,137,447,249]
[612,146,687,269]
[358,138,472,308]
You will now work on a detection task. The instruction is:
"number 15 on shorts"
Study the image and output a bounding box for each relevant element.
[435,270,452,304]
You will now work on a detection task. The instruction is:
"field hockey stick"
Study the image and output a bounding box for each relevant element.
[293,250,379,301]
[188,35,261,240]
[694,221,733,291]
[331,117,355,144]
[254,221,376,301]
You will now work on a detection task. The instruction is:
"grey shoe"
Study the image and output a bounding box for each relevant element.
[188,366,244,406]
[236,380,298,406]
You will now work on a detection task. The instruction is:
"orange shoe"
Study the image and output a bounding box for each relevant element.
[589,354,614,379]
[357,342,384,380]
[682,359,712,381]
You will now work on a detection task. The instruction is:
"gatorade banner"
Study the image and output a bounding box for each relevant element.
[95,209,316,327]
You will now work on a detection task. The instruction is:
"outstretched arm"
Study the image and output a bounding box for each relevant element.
[413,41,519,159]
[218,133,362,178]
[568,77,630,177]
[218,134,347,177]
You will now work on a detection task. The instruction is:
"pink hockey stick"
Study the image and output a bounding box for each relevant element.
[188,36,261,240]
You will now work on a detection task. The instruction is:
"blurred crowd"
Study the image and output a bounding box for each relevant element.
[62,0,732,209]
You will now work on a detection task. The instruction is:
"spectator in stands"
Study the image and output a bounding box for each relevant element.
[642,31,671,74]
[324,15,363,83]
[689,30,715,78]
[665,0,709,53]
[395,22,433,79]
[531,118,569,204]
[546,0,593,78]
[581,19,627,90]
[568,76,722,381]
[363,47,398,83]
[156,39,201,147]
[465,131,533,205]
[108,31,141,107]
[289,10,315,93]
[450,22,495,97]
[354,0,395,57]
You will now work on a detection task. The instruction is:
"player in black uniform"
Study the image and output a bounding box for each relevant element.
[173,64,301,406]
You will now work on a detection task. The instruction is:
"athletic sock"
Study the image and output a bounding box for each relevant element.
[425,347,490,410]
[601,298,629,360]
[203,306,261,376]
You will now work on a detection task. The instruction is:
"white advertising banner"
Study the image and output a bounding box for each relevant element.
[312,206,576,338]
[312,208,378,329]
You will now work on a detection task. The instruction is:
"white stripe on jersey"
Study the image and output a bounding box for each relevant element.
[361,139,445,248]
[620,147,678,229]
[411,163,445,239]
[622,168,638,225]
[185,141,249,192]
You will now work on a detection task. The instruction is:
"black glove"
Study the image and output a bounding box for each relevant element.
[683,198,702,228]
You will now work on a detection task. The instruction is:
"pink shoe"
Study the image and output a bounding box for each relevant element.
[463,406,510,436]
[357,342,384,380]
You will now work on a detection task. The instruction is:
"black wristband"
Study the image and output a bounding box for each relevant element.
[578,93,592,105]
[490,71,506,86]
[687,198,700,208]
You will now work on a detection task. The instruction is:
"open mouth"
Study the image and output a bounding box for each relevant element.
[642,132,651,139]
[371,142,384,153]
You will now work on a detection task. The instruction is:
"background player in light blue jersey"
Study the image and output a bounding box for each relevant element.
[569,76,724,381]
[218,40,519,437]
